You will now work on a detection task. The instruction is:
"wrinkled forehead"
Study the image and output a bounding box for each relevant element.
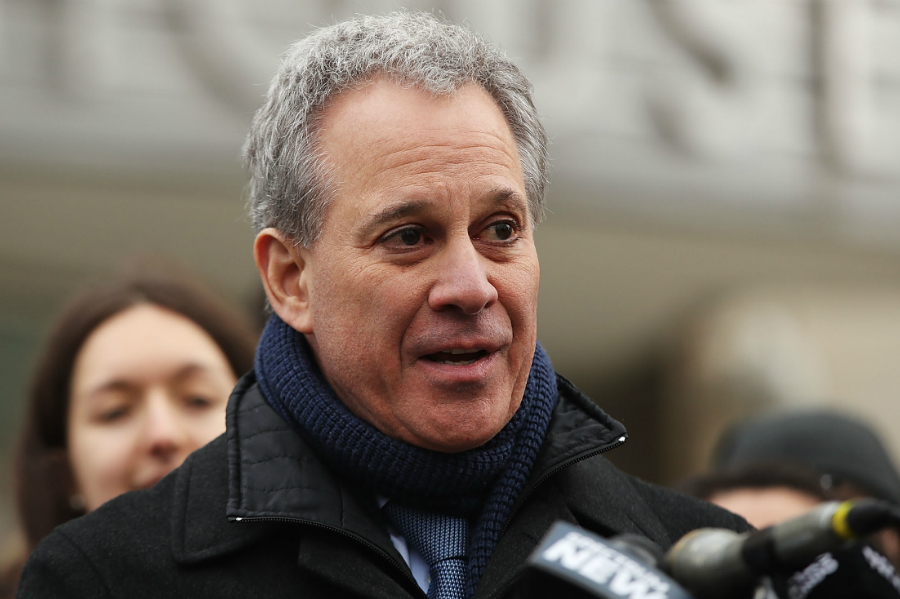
[314,80,526,216]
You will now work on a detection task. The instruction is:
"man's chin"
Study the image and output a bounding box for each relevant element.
[412,433,496,454]
[398,406,516,453]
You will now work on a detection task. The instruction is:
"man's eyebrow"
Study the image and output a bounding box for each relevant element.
[358,199,431,239]
[489,188,528,215]
[357,189,529,239]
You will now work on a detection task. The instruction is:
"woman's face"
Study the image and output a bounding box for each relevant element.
[67,303,237,511]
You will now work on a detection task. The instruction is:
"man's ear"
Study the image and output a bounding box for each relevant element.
[254,228,313,333]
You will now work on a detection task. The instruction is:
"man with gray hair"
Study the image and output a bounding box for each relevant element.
[18,12,747,599]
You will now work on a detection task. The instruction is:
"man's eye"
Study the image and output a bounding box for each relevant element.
[399,228,422,246]
[482,221,518,242]
[383,226,428,248]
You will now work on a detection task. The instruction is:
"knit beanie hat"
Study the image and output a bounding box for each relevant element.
[713,410,900,505]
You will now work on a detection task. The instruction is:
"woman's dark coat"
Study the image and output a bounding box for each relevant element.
[18,373,750,598]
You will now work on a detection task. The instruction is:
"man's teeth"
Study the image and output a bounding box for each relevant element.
[429,349,485,365]
[434,357,479,365]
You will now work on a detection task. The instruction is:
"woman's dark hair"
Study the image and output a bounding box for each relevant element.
[13,261,258,552]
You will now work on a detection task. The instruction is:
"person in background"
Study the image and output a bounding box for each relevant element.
[678,410,900,598]
[712,409,900,565]
[0,262,257,598]
[678,461,832,529]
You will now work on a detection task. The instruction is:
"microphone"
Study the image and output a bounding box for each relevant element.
[518,501,900,599]
[518,521,695,599]
[664,499,900,598]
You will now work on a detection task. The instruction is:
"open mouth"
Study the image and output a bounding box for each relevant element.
[424,348,489,365]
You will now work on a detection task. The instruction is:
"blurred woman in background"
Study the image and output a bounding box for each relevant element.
[0,262,257,597]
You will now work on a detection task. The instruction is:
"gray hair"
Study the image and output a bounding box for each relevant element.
[243,11,549,247]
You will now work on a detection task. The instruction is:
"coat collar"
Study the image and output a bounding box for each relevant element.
[224,373,406,566]
[171,371,636,598]
[172,372,419,596]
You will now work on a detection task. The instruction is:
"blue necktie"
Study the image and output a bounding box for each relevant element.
[384,502,468,599]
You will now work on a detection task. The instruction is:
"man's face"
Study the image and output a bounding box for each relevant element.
[708,487,822,529]
[294,79,540,453]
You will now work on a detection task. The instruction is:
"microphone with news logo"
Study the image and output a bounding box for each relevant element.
[516,499,900,599]
[516,521,696,599]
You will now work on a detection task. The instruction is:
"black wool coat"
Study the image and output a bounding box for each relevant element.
[18,373,750,599]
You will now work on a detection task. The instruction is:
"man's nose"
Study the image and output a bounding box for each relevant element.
[427,238,498,315]
[141,392,187,461]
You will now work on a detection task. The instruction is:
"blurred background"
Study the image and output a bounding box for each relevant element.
[2,0,900,545]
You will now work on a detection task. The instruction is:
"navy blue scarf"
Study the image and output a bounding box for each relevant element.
[255,314,558,597]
